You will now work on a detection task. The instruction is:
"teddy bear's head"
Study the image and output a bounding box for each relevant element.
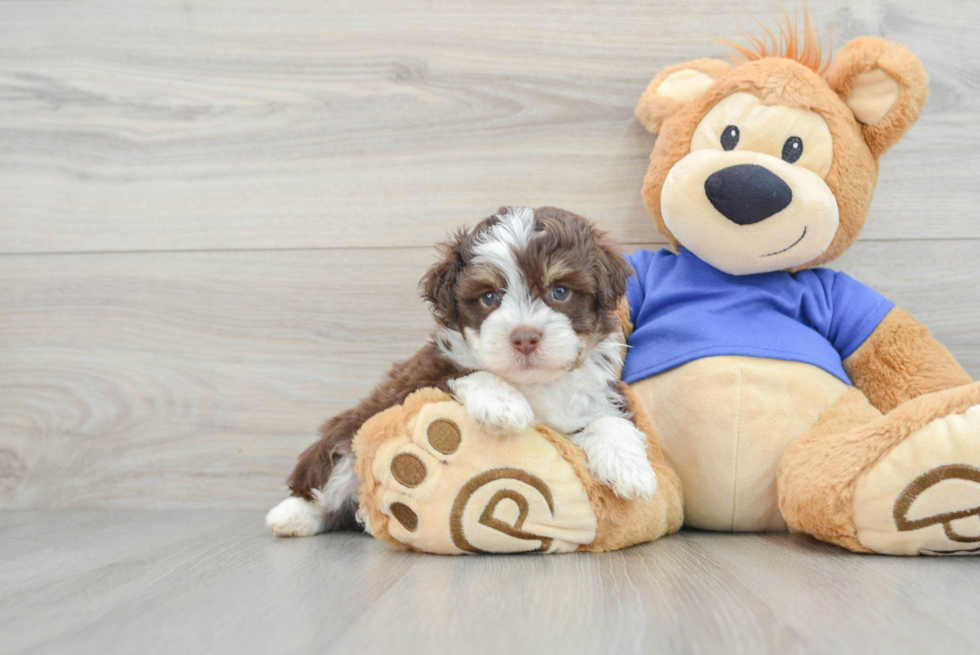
[635,24,928,275]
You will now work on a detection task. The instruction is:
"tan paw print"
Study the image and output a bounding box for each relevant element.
[853,403,980,555]
[355,392,599,555]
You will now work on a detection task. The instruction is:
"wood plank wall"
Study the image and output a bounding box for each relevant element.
[1,0,978,509]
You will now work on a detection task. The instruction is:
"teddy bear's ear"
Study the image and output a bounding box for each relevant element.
[826,36,929,158]
[635,58,732,134]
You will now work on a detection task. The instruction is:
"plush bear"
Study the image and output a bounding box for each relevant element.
[354,26,980,556]
[626,27,980,555]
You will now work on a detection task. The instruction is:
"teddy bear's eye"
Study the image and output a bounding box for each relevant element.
[720,125,740,151]
[782,136,803,163]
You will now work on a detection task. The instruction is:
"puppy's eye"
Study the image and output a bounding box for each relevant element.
[480,291,501,307]
[551,286,571,301]
[782,136,803,163]
[721,125,739,151]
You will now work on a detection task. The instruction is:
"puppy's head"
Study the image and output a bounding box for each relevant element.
[422,206,633,385]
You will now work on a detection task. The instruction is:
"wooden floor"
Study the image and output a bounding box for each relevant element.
[1,510,978,655]
[2,0,980,652]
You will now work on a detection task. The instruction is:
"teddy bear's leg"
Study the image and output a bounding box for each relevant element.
[352,388,682,554]
[778,382,980,555]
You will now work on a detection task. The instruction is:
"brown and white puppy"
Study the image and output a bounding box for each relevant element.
[266,206,658,537]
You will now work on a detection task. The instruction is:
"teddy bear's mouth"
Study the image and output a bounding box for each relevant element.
[761,226,807,257]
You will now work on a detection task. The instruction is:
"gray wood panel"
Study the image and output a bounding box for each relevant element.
[0,0,978,512]
[1,0,980,254]
[1,240,978,510]
[2,510,979,655]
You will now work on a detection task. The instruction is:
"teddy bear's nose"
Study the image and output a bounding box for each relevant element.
[704,164,793,225]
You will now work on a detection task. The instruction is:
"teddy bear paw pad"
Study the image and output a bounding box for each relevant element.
[853,404,980,555]
[364,400,599,555]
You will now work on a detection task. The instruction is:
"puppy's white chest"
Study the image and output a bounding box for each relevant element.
[519,374,620,435]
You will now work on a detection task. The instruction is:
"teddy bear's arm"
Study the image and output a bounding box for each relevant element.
[843,307,973,414]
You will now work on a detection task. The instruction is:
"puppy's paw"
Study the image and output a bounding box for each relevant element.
[602,457,659,501]
[467,391,535,435]
[265,496,327,537]
[573,416,659,500]
[450,372,535,435]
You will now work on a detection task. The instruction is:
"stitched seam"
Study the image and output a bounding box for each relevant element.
[730,366,743,531]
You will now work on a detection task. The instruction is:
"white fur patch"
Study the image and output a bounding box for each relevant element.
[266,496,328,537]
[355,506,374,536]
[266,455,360,537]
[435,327,486,372]
[517,333,627,434]
[571,416,658,500]
[450,371,536,435]
[320,454,360,515]
[475,206,537,275]
[464,299,581,385]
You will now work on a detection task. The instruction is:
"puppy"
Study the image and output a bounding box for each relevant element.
[266,206,658,537]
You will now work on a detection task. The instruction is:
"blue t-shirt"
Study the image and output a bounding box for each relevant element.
[622,248,895,385]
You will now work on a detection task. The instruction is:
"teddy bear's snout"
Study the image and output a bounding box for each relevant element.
[704,164,793,226]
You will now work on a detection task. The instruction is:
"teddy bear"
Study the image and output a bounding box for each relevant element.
[625,26,980,555]
[352,25,980,556]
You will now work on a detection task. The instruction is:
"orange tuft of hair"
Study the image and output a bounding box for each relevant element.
[717,8,832,75]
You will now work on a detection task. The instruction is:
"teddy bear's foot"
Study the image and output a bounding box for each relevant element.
[353,390,601,554]
[853,391,980,556]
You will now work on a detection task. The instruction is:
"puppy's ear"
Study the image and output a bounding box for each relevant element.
[592,232,635,311]
[635,58,732,134]
[420,229,467,327]
[826,36,929,158]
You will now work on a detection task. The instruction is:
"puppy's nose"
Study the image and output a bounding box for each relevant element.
[510,328,542,355]
[704,164,792,225]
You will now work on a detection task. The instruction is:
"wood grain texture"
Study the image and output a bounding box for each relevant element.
[1,0,980,253]
[0,0,978,511]
[0,240,978,510]
[2,510,979,655]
